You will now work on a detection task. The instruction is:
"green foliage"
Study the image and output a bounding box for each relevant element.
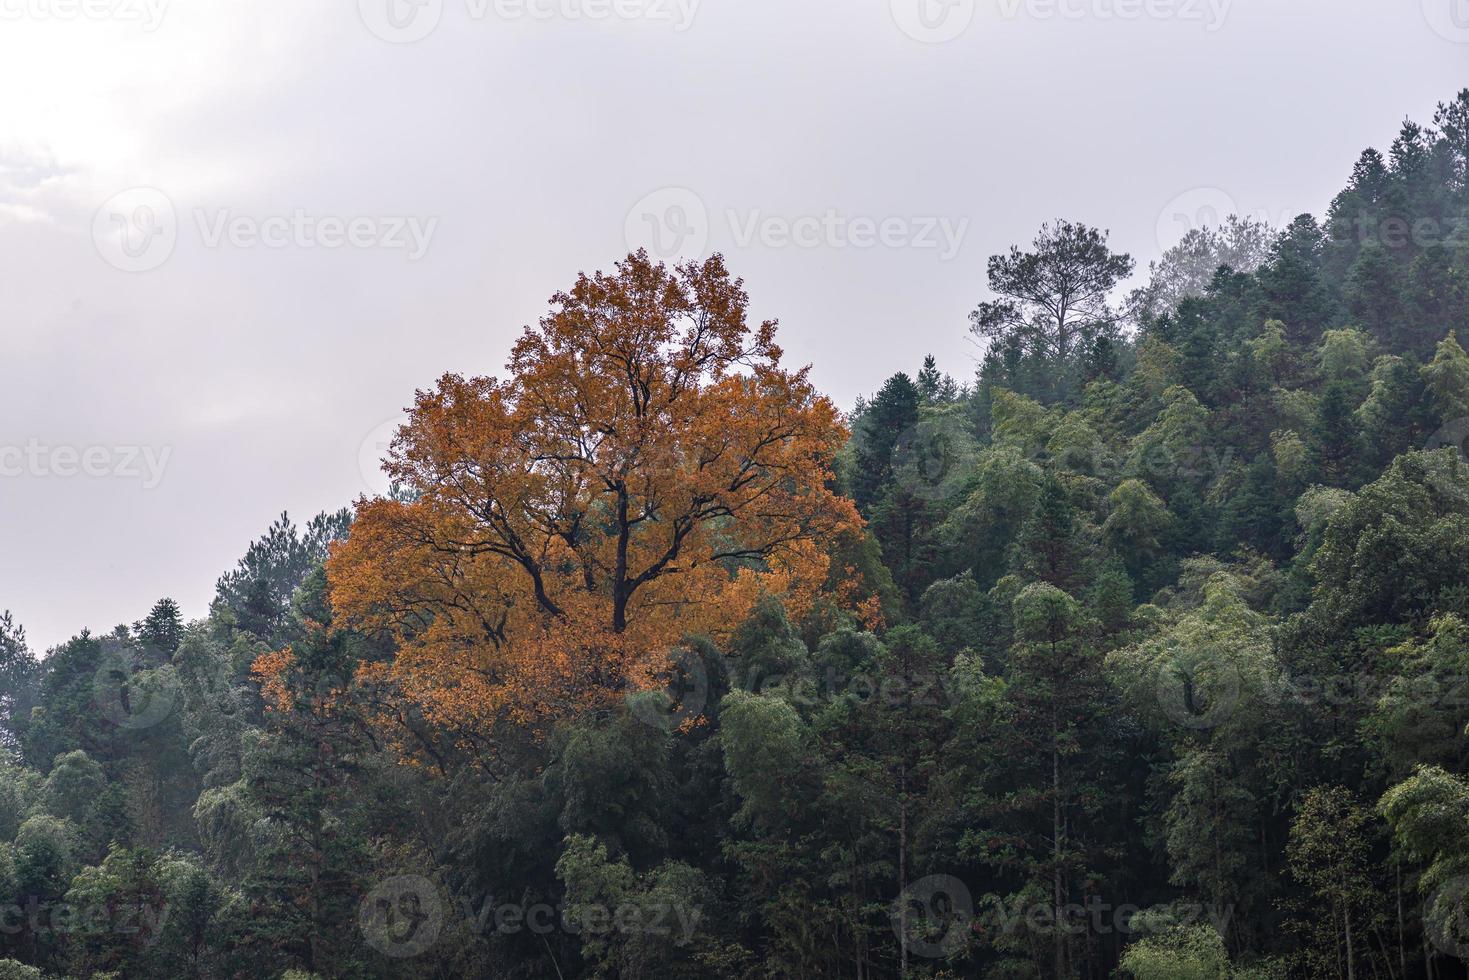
[970,220,1135,401]
[718,691,806,833]
[213,510,351,643]
[849,372,920,514]
[918,572,994,656]
[937,445,1043,587]
[136,598,185,658]
[727,596,808,687]
[13,814,74,898]
[1424,330,1469,425]
[1117,925,1229,979]
[2,88,1468,980]
[0,614,38,755]
[1285,787,1384,978]
[1307,449,1469,630]
[546,709,675,865]
[556,834,717,979]
[1102,478,1172,579]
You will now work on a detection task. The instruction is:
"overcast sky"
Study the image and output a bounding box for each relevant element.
[0,0,1465,651]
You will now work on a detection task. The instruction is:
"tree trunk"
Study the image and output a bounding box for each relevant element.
[1054,735,1065,980]
[1397,861,1407,980]
[1423,900,1437,980]
[1345,901,1356,980]
[899,756,909,979]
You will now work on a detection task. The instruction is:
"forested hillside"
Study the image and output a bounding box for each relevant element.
[2,91,1469,979]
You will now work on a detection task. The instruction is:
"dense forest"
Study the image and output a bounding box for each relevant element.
[3,91,1469,979]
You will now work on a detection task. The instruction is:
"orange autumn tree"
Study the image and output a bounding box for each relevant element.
[327,250,864,743]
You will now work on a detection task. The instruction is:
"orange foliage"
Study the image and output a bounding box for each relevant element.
[252,647,297,712]
[328,251,865,739]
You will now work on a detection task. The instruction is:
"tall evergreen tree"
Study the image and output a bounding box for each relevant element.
[850,373,921,515]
